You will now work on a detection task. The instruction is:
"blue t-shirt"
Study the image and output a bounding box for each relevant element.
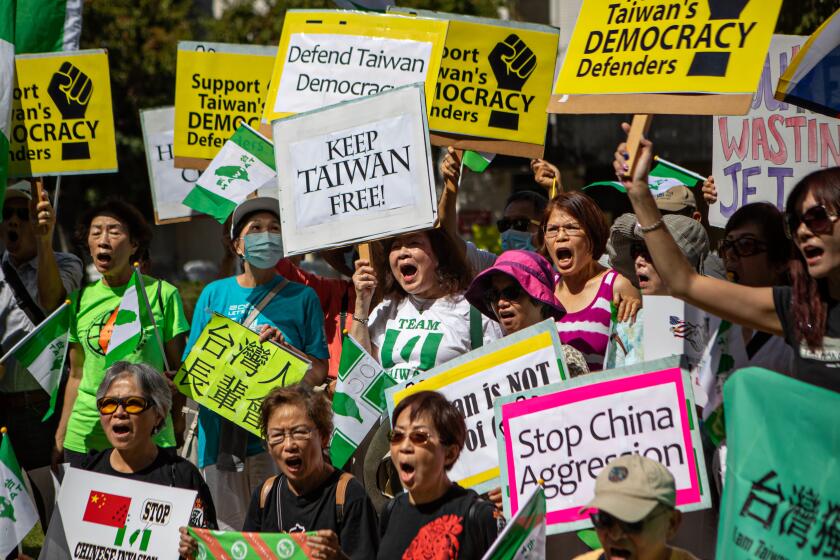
[184,275,329,468]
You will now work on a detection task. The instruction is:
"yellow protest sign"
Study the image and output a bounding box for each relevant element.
[174,42,276,164]
[262,11,448,123]
[393,9,559,155]
[552,0,782,114]
[174,313,311,436]
[10,50,117,177]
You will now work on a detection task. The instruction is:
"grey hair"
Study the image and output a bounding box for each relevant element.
[96,361,172,433]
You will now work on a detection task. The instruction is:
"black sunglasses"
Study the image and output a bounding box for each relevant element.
[483,284,524,307]
[497,218,538,233]
[2,207,29,222]
[590,509,667,534]
[389,430,433,445]
[719,236,767,259]
[786,204,838,238]
[630,241,652,262]
[97,396,152,415]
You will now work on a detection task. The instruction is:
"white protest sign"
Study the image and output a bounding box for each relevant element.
[385,320,567,494]
[50,467,196,560]
[140,107,201,225]
[710,35,839,228]
[496,358,711,535]
[273,84,437,255]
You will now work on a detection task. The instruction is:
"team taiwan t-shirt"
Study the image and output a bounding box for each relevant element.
[368,293,503,382]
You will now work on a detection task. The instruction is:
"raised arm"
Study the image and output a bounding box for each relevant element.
[34,190,65,311]
[438,147,467,259]
[350,259,377,356]
[613,123,782,336]
[530,158,564,194]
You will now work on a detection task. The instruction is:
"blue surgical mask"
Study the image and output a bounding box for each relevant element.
[501,229,536,252]
[243,232,284,269]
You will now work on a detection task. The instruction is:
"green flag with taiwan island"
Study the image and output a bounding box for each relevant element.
[188,527,314,559]
[717,367,840,559]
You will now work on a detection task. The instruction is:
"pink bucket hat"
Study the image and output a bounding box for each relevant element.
[465,250,565,321]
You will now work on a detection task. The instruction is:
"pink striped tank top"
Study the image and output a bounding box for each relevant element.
[556,270,616,371]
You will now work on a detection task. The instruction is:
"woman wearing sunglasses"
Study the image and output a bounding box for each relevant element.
[378,391,499,560]
[82,362,217,530]
[614,125,840,392]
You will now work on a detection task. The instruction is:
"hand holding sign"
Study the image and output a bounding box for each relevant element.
[48,61,93,119]
[489,34,537,91]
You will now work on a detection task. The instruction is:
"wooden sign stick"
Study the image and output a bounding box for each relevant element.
[623,114,653,179]
[33,177,45,204]
[357,243,371,264]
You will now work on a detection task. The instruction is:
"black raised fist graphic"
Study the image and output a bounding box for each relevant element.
[488,34,537,92]
[48,61,93,119]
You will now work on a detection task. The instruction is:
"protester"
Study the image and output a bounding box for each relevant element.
[82,362,217,529]
[178,386,378,559]
[184,197,329,530]
[0,180,83,527]
[574,455,698,560]
[56,199,188,468]
[614,125,840,392]
[378,391,499,559]
[536,192,641,371]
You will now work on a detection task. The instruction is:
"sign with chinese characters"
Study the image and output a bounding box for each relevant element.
[718,367,840,559]
[174,313,311,435]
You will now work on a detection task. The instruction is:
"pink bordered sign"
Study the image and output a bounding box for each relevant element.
[495,357,711,535]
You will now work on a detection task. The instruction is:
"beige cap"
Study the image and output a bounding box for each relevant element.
[5,180,32,201]
[655,186,695,212]
[580,455,676,523]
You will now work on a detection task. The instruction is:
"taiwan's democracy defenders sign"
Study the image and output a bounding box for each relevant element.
[174,42,276,166]
[386,320,567,494]
[262,10,447,123]
[390,9,559,157]
[496,357,711,535]
[9,50,117,177]
[272,85,437,255]
[174,313,310,436]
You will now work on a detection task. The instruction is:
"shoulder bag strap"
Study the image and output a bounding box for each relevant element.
[335,471,354,526]
[469,305,483,350]
[259,475,278,510]
[1,259,46,324]
[242,278,289,328]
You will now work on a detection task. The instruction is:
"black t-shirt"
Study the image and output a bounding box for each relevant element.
[377,484,499,560]
[82,447,217,529]
[773,285,840,392]
[243,470,378,560]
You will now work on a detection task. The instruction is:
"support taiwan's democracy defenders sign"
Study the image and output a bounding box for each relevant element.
[390,9,559,158]
[9,49,117,176]
[140,107,201,225]
[174,313,310,436]
[550,0,782,114]
[272,85,437,255]
[174,42,276,168]
[41,467,196,560]
[386,320,567,494]
[261,10,447,123]
[496,357,711,535]
[718,368,840,559]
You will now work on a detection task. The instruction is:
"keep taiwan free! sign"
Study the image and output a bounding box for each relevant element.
[495,357,711,535]
[386,320,568,494]
[262,10,448,123]
[10,49,117,177]
[272,84,437,255]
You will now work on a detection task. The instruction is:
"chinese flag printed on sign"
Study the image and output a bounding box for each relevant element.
[83,490,131,528]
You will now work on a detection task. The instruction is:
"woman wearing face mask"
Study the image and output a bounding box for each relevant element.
[184,197,329,531]
[614,125,840,393]
[378,391,499,559]
[536,193,641,371]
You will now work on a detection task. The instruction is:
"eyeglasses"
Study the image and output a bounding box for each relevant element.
[2,207,29,222]
[719,236,767,259]
[630,241,652,262]
[389,430,434,446]
[590,508,668,534]
[483,284,524,307]
[786,204,838,237]
[544,222,584,239]
[96,396,152,415]
[266,427,316,446]
[497,218,540,233]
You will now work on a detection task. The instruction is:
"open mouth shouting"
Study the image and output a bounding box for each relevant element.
[398,262,419,285]
[603,545,633,559]
[397,458,417,487]
[497,308,518,331]
[95,251,114,269]
[554,247,573,269]
[802,244,824,268]
[110,421,132,442]
[283,455,304,476]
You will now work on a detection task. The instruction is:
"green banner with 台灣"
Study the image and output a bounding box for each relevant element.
[188,527,314,559]
[717,367,840,559]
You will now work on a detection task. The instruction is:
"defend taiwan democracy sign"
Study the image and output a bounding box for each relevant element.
[386,320,567,494]
[174,313,310,436]
[496,357,711,534]
[140,107,201,225]
[174,42,276,166]
[390,9,559,157]
[717,368,840,559]
[261,10,447,123]
[42,467,196,560]
[272,85,437,255]
[9,49,117,176]
[709,35,840,228]
[550,0,782,114]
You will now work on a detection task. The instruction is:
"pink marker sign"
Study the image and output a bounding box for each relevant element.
[500,366,707,533]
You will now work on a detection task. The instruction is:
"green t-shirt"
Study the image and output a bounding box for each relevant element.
[65,275,190,453]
